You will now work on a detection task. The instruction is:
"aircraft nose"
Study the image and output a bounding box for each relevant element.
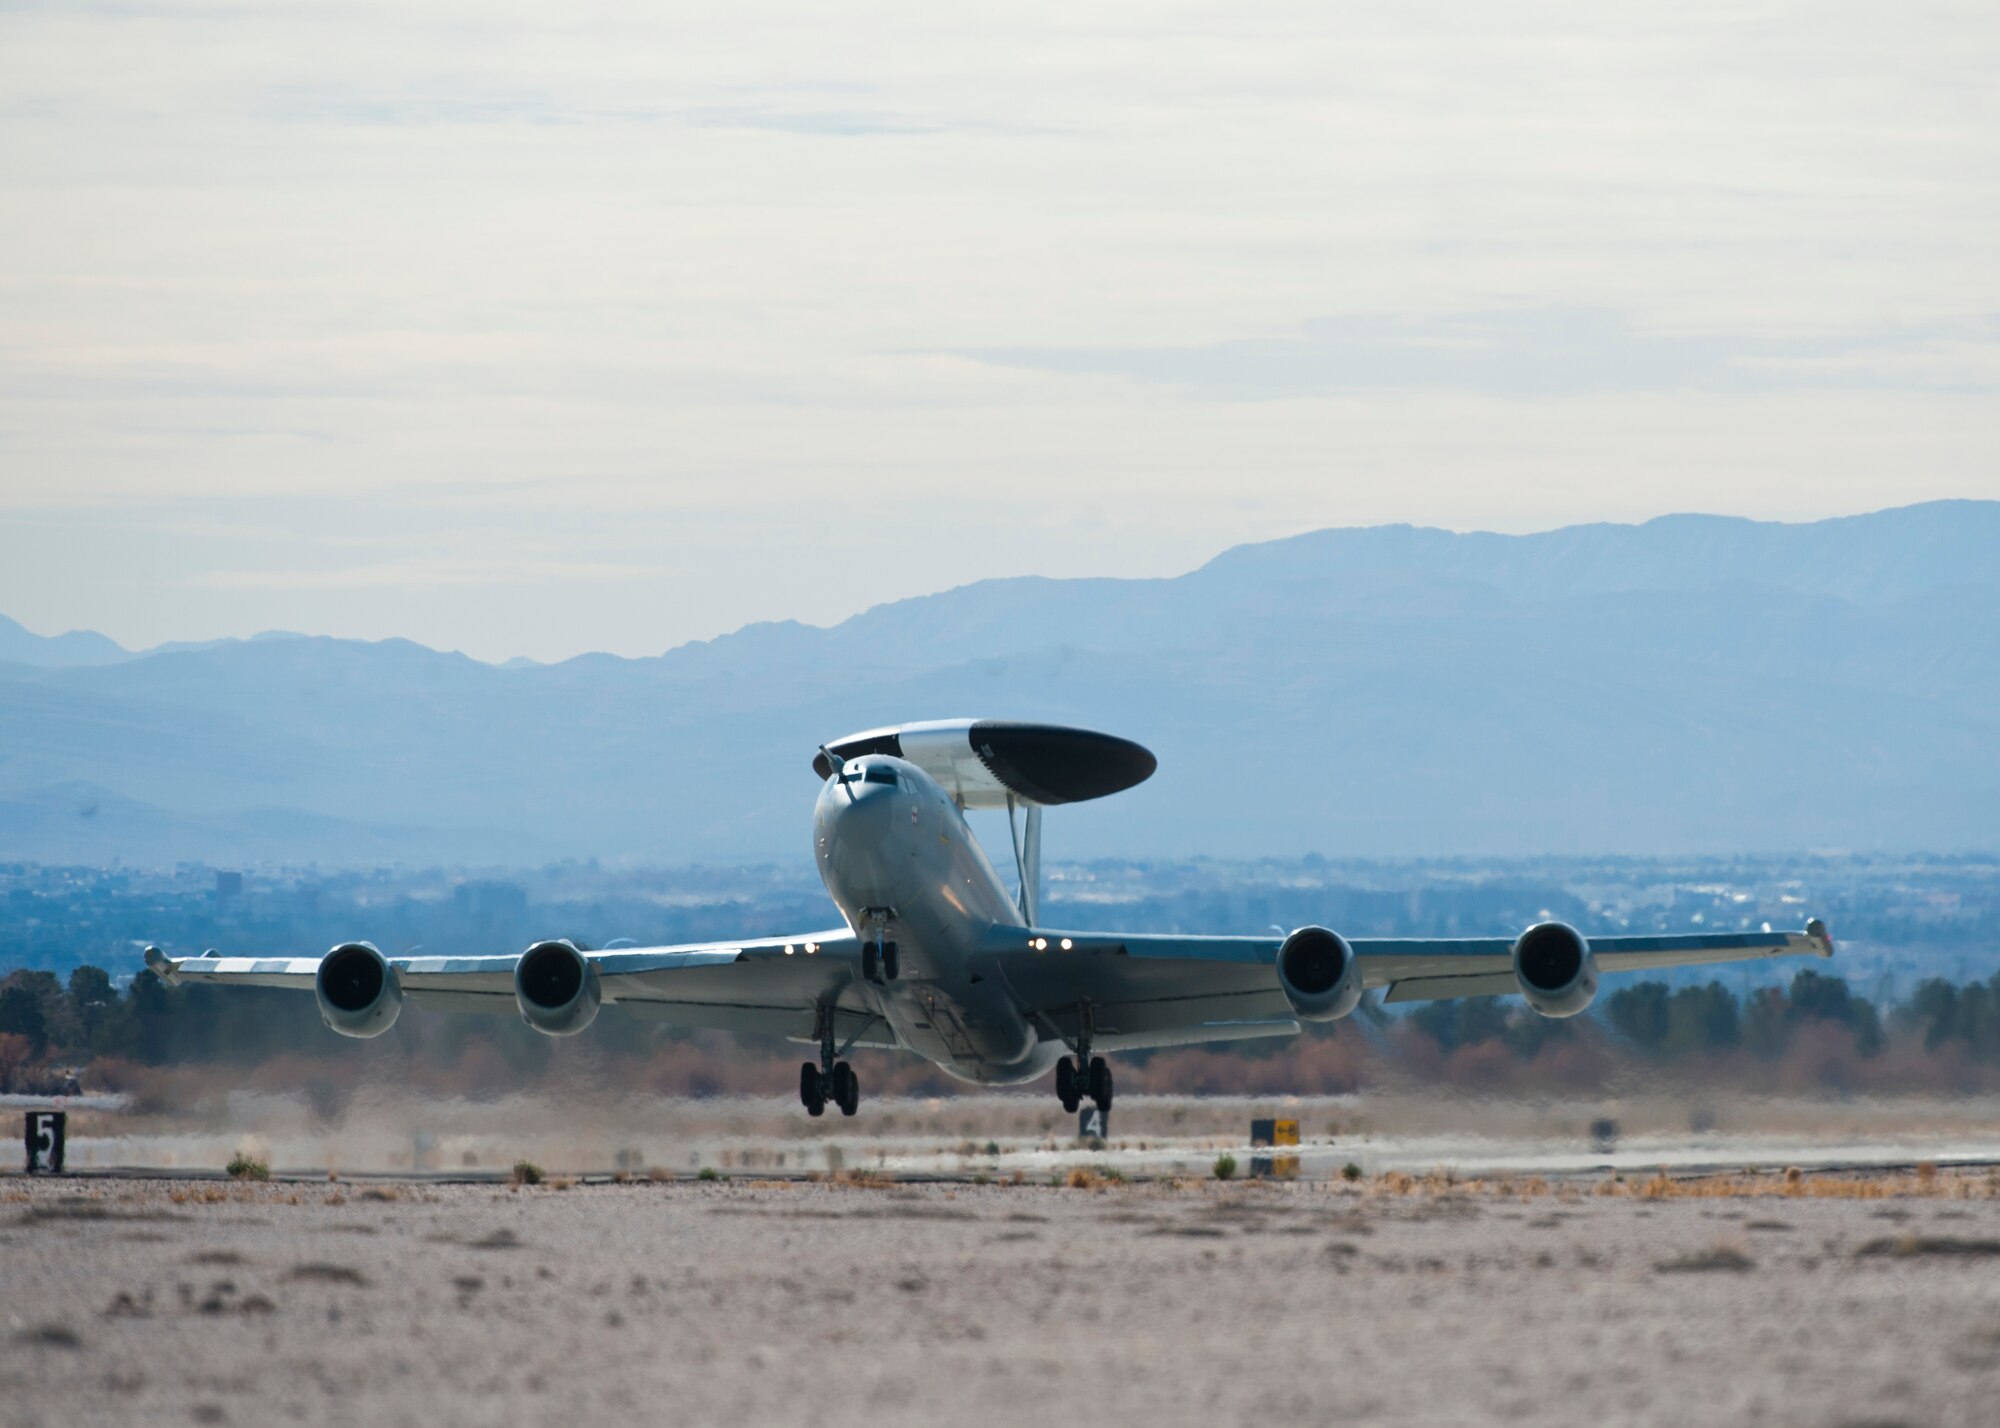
[834,778,897,827]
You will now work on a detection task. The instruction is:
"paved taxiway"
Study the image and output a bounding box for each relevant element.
[4,1171,1998,1427]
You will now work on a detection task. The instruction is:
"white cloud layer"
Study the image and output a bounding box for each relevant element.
[2,0,1996,659]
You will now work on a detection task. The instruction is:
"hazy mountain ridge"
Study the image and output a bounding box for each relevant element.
[1,501,1994,865]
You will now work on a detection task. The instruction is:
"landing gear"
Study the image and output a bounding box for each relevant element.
[1053,1054,1111,1114]
[860,909,901,984]
[1052,1005,1112,1115]
[801,1007,861,1117]
[861,938,900,983]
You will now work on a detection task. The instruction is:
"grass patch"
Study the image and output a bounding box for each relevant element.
[510,1161,543,1187]
[696,1167,721,1182]
[286,1262,370,1286]
[1213,1154,1238,1181]
[1341,1162,1363,1182]
[15,1323,82,1349]
[1656,1244,1756,1273]
[225,1153,270,1182]
[1855,1235,2000,1259]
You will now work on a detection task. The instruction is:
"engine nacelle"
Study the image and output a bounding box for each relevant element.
[513,939,602,1036]
[314,942,403,1039]
[1275,925,1363,1022]
[1512,921,1598,1018]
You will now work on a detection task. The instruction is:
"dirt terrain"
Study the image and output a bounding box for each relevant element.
[4,1170,1998,1427]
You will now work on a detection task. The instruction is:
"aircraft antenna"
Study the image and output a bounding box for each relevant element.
[820,745,856,801]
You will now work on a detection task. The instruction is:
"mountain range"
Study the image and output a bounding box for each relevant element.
[2,500,1995,866]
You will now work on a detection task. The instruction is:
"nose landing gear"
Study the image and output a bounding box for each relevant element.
[860,939,899,983]
[858,909,900,984]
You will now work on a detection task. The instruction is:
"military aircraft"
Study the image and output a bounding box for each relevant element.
[146,719,1833,1117]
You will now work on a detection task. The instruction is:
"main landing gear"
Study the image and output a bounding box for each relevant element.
[799,1059,857,1117]
[1054,1007,1113,1115]
[800,1005,859,1117]
[1055,1055,1112,1115]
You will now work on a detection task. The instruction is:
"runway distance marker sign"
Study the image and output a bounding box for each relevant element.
[24,1110,66,1173]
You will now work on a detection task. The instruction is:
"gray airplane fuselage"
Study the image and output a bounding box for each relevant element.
[812,754,1064,1085]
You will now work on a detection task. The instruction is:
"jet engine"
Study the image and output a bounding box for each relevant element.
[513,939,602,1036]
[1512,921,1598,1018]
[1275,925,1363,1022]
[314,942,403,1038]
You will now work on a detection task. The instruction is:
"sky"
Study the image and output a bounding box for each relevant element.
[2,1,1996,662]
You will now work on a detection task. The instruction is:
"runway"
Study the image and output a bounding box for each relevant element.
[29,1088,2000,1184]
[4,1169,1997,1427]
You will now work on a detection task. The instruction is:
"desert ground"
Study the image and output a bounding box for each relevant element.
[4,1166,1999,1428]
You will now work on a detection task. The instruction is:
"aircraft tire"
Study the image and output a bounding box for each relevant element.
[862,943,878,981]
[1056,1056,1081,1112]
[800,1061,826,1117]
[882,942,900,980]
[834,1061,859,1116]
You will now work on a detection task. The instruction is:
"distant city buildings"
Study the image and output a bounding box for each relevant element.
[0,854,1992,997]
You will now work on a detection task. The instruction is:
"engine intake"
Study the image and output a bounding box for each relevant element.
[315,942,403,1039]
[1512,921,1598,1018]
[1275,926,1363,1022]
[513,939,601,1036]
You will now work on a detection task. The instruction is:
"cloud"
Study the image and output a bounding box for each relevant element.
[1,1,1997,659]
[958,309,2000,399]
[186,558,664,591]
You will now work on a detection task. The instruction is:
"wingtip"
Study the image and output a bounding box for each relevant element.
[1805,917,1835,958]
[142,945,177,981]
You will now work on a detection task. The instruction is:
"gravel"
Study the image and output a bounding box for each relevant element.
[4,1174,1999,1427]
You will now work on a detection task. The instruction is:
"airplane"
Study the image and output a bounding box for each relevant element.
[145,719,1835,1118]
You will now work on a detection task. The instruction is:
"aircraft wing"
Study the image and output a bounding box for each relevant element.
[984,921,1833,1050]
[146,933,897,1048]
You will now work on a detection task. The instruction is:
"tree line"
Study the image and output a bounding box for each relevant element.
[2,962,1997,1097]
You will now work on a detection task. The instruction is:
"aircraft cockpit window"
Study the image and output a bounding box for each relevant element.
[862,765,899,786]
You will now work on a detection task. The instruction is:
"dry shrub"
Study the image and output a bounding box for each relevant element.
[1065,1167,1104,1190]
[1656,1242,1756,1273]
[1591,1167,1988,1201]
[830,1168,894,1188]
[1855,1234,2000,1259]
